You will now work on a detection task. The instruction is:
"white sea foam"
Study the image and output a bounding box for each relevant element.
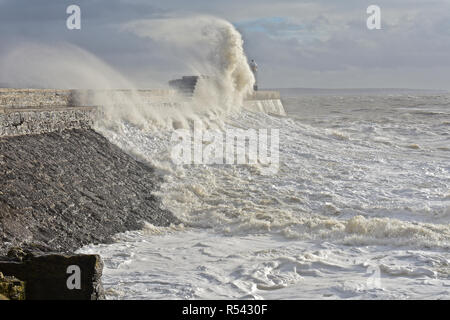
[79,92,450,299]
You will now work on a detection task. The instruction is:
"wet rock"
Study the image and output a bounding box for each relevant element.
[0,252,104,300]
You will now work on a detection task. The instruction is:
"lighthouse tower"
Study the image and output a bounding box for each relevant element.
[249,59,258,91]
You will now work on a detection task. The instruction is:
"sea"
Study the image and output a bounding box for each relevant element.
[79,88,450,300]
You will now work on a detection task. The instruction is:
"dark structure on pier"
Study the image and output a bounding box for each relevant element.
[168,75,208,95]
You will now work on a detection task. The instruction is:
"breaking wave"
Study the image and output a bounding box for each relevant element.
[0,16,256,132]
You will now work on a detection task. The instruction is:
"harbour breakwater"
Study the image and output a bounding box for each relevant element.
[0,88,178,299]
[0,129,178,255]
[0,89,184,253]
[0,89,94,137]
[0,88,284,252]
[0,88,284,299]
[0,89,285,137]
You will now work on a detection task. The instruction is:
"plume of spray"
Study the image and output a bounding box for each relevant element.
[122,16,256,127]
[0,42,157,130]
[0,42,192,131]
[0,43,130,90]
[0,16,255,132]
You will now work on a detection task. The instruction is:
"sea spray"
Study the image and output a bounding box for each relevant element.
[0,16,256,132]
[0,42,156,129]
[0,43,132,90]
[122,16,255,118]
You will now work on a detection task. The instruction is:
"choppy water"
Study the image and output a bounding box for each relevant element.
[79,90,450,299]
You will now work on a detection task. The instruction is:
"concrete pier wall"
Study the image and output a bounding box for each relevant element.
[246,90,281,100]
[0,107,95,137]
[0,89,284,137]
[0,89,76,108]
[243,99,286,116]
[0,89,95,137]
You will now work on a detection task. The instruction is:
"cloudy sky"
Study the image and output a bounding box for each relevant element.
[1,0,450,89]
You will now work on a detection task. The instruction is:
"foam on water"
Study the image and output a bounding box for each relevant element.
[80,92,450,299]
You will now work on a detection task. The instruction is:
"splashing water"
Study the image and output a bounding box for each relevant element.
[80,92,450,300]
[1,16,255,132]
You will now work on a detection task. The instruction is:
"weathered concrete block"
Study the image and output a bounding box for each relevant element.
[0,272,26,300]
[0,252,105,300]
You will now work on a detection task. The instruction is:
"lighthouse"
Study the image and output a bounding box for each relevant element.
[249,59,258,91]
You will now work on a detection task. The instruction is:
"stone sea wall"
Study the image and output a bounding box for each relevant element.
[246,90,281,100]
[0,88,285,137]
[0,89,95,137]
[0,88,179,267]
[0,89,76,108]
[0,88,283,299]
[0,129,179,255]
[0,107,95,137]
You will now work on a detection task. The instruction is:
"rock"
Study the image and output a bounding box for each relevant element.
[0,253,104,300]
[6,247,27,261]
[0,272,26,300]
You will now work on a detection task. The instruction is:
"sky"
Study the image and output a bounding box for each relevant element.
[1,0,450,89]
